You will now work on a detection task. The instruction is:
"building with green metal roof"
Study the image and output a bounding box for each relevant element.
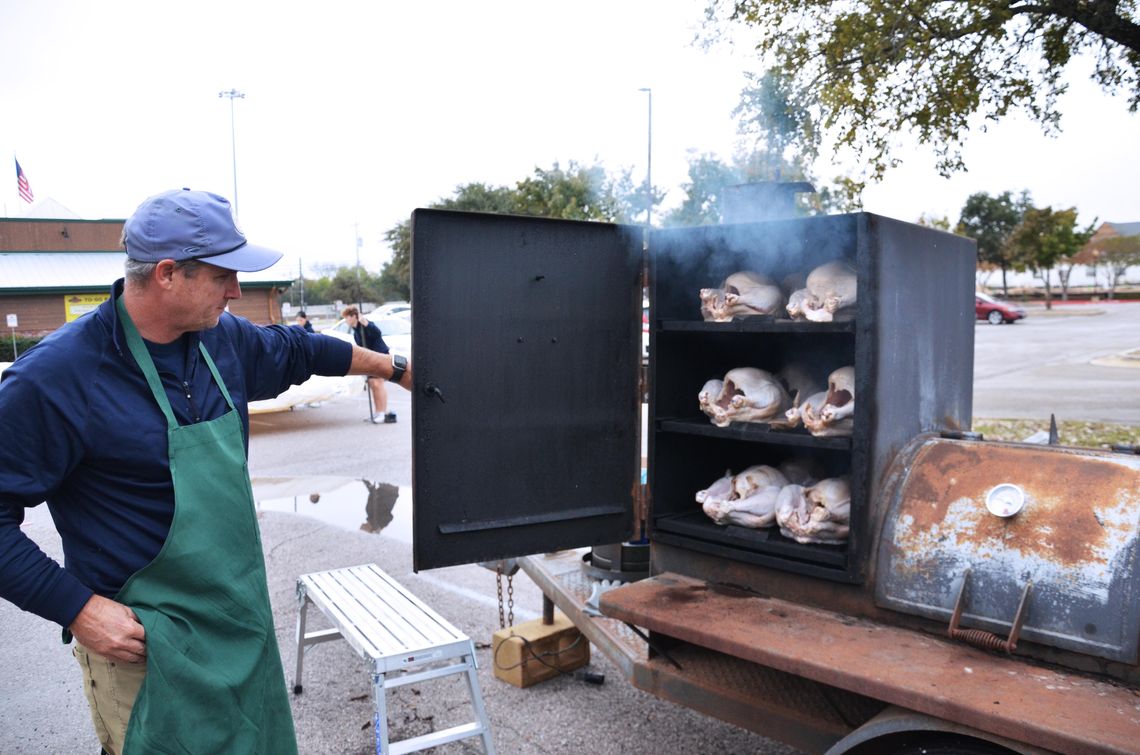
[1,217,293,335]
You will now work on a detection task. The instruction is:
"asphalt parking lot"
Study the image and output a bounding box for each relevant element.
[972,301,1140,424]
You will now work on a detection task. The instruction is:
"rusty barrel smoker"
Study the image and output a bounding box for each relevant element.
[877,434,1140,665]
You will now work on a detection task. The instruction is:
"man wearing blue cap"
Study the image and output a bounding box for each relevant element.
[0,189,412,754]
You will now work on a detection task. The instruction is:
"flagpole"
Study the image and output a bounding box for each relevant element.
[218,89,245,218]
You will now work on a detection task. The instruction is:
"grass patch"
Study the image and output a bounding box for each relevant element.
[972,419,1138,449]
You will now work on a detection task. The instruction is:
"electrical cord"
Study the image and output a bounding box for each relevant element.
[491,631,601,683]
[492,631,584,673]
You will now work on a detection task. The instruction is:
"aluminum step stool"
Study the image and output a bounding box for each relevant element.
[293,563,495,755]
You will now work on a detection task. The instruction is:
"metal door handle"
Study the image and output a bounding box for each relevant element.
[947,569,1032,653]
[423,382,446,403]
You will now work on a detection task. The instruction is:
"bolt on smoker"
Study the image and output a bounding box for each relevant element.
[409,206,1140,755]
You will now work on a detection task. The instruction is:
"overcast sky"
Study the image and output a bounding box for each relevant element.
[3,0,1137,277]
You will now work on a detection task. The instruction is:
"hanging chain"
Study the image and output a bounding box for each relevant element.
[506,572,515,628]
[496,568,506,629]
[492,561,518,629]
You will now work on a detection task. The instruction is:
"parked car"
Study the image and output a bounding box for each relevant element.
[975,291,1026,324]
[369,301,411,319]
[248,315,412,414]
[248,326,361,414]
[324,315,412,356]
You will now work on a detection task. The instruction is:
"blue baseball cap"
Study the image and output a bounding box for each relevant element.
[123,189,283,272]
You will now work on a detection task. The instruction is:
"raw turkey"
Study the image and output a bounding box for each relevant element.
[778,457,827,487]
[697,465,789,528]
[776,363,822,408]
[698,367,790,427]
[768,363,824,429]
[695,469,735,520]
[718,486,783,528]
[700,271,786,322]
[800,260,857,322]
[775,477,851,544]
[785,288,815,321]
[802,366,854,437]
[783,390,828,430]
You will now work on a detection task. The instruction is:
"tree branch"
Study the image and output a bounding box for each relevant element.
[1011,1,1140,52]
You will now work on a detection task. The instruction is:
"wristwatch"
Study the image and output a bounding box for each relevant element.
[388,354,408,384]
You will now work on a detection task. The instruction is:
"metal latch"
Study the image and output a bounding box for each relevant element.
[947,569,1033,653]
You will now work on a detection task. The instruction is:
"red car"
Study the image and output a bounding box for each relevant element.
[975,292,1027,324]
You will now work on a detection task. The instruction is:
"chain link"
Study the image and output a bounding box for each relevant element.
[496,568,506,629]
[506,573,515,627]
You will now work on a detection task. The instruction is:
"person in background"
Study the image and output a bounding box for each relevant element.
[341,305,399,424]
[0,189,413,755]
[294,310,315,332]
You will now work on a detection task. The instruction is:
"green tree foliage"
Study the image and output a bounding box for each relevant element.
[713,0,1140,178]
[662,151,862,227]
[381,161,642,296]
[810,175,865,215]
[294,274,330,307]
[915,213,952,230]
[435,182,516,214]
[1007,206,1095,308]
[664,152,742,226]
[514,163,637,221]
[1095,234,1140,297]
[288,267,403,308]
[733,70,812,173]
[0,335,42,362]
[324,266,388,309]
[956,191,1030,296]
[379,221,411,302]
[665,69,864,226]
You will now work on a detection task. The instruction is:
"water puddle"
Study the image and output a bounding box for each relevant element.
[252,476,412,543]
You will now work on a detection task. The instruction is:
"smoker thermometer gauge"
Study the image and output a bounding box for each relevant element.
[985,483,1026,518]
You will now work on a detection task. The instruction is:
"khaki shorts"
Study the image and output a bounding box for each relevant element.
[73,643,146,755]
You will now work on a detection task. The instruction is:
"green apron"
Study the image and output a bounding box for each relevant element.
[115,297,297,754]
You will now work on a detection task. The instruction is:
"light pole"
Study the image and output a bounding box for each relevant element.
[218,89,245,218]
[638,87,652,226]
[355,223,363,310]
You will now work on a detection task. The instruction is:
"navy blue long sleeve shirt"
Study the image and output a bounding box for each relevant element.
[352,320,389,354]
[0,280,353,628]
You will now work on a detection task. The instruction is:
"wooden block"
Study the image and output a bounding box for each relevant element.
[491,610,590,688]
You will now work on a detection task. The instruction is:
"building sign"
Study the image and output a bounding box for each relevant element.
[65,293,110,322]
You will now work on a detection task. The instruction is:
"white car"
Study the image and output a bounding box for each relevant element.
[369,302,411,319]
[248,315,412,414]
[323,315,411,357]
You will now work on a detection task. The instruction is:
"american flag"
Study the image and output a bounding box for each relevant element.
[15,158,34,204]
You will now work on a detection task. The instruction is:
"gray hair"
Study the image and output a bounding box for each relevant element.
[121,228,204,283]
[124,257,204,284]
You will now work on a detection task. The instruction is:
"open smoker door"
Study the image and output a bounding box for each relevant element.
[410,209,642,570]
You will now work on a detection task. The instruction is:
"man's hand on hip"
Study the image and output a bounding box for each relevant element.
[70,594,147,663]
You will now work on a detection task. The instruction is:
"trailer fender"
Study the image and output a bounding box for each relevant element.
[826,706,1056,755]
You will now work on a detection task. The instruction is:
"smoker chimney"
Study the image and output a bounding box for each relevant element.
[721,181,816,224]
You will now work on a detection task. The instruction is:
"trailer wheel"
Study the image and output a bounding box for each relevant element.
[884,734,1016,755]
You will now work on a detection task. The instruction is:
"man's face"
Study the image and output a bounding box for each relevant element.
[170,261,242,331]
[345,313,359,328]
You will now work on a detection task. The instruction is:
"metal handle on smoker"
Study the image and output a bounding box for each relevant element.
[947,569,1032,653]
[423,382,446,403]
